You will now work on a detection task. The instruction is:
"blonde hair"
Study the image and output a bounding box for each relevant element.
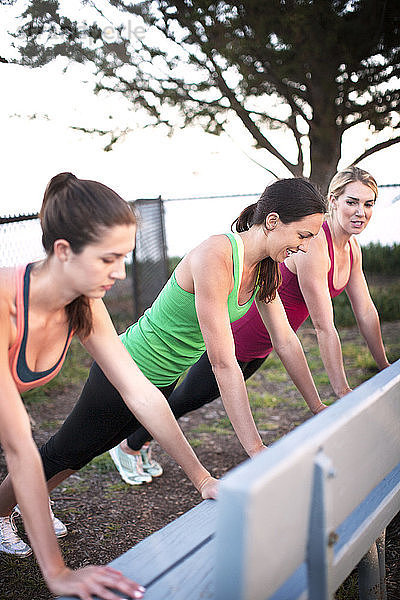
[328,166,378,200]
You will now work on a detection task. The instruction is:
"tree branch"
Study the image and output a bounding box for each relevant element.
[211,60,301,175]
[351,135,400,164]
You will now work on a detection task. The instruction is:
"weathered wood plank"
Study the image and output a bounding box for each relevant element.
[109,500,216,587]
[143,538,215,599]
[57,500,217,600]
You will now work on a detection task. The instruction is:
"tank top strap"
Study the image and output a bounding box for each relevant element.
[349,237,354,268]
[323,221,353,295]
[322,221,335,291]
[9,264,30,368]
[15,263,27,341]
[226,232,244,296]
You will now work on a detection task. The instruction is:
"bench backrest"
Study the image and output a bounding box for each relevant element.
[215,360,400,600]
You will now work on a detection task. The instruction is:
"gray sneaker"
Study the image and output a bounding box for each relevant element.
[140,443,163,477]
[109,444,152,485]
[0,513,32,557]
[14,499,68,538]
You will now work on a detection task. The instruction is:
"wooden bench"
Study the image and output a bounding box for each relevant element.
[59,359,400,600]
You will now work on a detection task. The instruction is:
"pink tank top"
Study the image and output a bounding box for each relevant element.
[8,263,74,393]
[232,221,354,361]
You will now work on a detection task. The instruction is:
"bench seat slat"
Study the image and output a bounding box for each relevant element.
[143,538,215,599]
[109,500,216,587]
[57,500,217,600]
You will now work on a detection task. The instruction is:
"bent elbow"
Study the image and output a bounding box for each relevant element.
[2,432,37,471]
[209,355,237,376]
[271,328,298,355]
[312,319,335,337]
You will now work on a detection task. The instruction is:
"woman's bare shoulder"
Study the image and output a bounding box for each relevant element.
[187,234,232,265]
[292,227,330,273]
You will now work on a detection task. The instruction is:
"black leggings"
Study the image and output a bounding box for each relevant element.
[39,362,177,480]
[125,352,267,451]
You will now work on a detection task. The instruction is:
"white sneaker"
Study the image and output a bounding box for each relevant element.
[0,513,32,557]
[140,443,163,477]
[14,498,68,538]
[109,444,152,485]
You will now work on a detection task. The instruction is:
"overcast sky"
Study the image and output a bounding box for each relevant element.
[1,2,399,257]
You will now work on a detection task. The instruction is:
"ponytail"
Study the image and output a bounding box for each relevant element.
[232,178,325,303]
[233,203,257,232]
[66,297,93,340]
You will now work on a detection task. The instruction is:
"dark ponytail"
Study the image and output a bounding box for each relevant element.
[232,178,326,303]
[40,172,136,338]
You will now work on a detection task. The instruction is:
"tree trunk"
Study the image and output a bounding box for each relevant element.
[309,85,342,194]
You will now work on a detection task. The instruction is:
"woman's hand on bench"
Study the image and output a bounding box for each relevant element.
[197,475,219,500]
[46,564,146,600]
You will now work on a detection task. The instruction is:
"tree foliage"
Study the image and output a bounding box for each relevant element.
[6,0,400,188]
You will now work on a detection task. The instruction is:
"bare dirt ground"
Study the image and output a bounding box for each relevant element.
[0,318,399,600]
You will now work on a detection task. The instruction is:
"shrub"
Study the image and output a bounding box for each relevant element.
[361,243,400,275]
[333,282,400,326]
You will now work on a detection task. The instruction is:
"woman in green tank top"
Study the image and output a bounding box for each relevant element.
[106,178,327,484]
[12,179,326,516]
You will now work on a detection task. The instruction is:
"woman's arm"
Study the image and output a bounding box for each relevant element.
[255,296,326,414]
[294,236,352,397]
[344,240,389,370]
[0,299,143,600]
[188,237,265,457]
[82,299,217,498]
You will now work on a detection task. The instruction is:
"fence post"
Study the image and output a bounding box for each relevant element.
[131,197,169,322]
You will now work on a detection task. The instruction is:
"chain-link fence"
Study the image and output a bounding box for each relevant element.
[0,213,44,267]
[1,184,399,321]
[0,201,169,323]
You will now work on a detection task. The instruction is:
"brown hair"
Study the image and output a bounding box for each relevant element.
[40,172,136,338]
[233,178,326,303]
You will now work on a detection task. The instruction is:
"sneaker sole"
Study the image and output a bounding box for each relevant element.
[0,545,33,558]
[143,468,163,478]
[14,506,68,539]
[55,529,68,539]
[109,447,152,486]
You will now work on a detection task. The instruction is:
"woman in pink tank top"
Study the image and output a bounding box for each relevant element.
[154,167,390,462]
[252,165,389,399]
[0,173,218,599]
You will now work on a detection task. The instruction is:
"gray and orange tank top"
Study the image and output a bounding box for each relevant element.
[232,221,354,361]
[8,263,74,393]
[121,233,258,386]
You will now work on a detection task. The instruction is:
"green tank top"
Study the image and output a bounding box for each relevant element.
[121,233,258,386]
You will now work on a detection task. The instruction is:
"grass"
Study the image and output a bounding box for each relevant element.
[248,391,279,409]
[188,438,203,448]
[82,453,115,475]
[265,370,289,383]
[58,480,90,495]
[192,421,233,435]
